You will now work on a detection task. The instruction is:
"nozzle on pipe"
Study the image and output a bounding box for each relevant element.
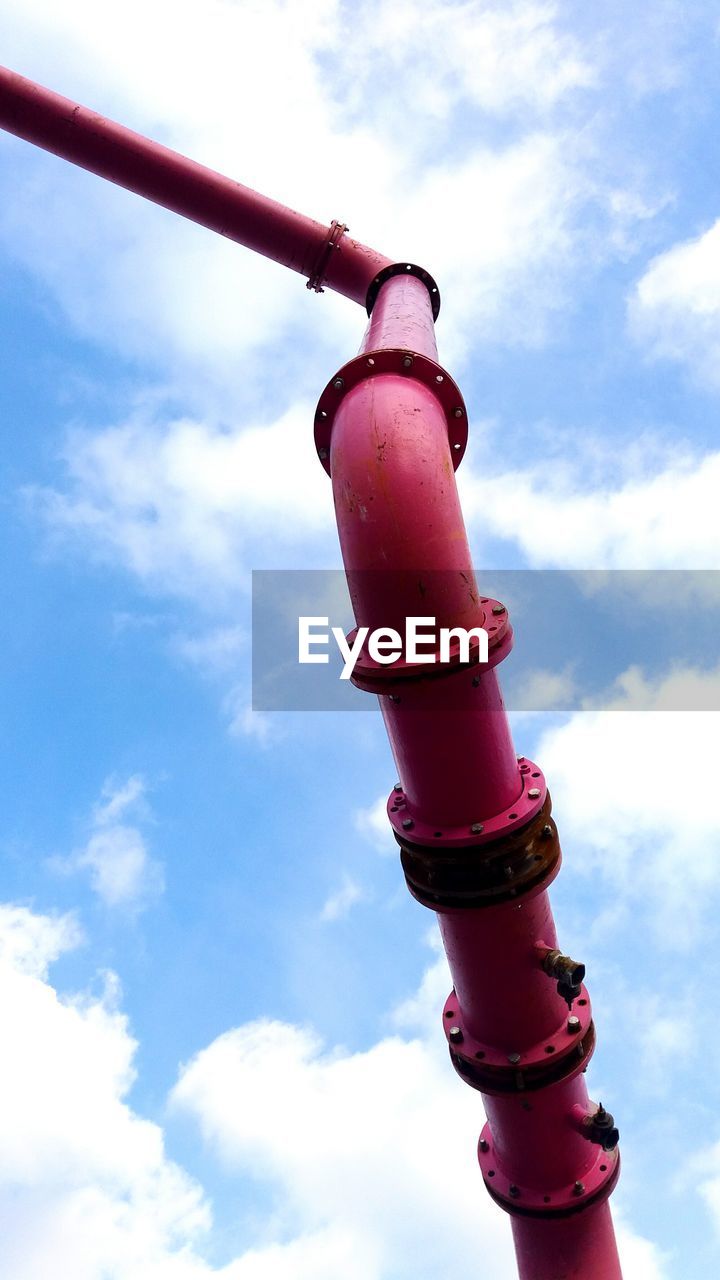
[571,1102,620,1152]
[536,943,586,1009]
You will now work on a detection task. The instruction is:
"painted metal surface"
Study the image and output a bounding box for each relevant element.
[0,64,391,304]
[0,64,624,1280]
[324,272,623,1278]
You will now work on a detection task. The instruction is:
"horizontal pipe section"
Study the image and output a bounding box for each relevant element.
[0,64,391,305]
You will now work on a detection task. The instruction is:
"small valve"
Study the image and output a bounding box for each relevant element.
[537,946,586,1009]
[572,1102,620,1152]
[587,1103,620,1151]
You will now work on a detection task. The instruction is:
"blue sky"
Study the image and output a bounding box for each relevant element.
[1,3,720,1277]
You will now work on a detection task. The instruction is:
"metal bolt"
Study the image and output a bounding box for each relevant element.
[528,788,541,799]
[503,865,513,879]
[479,1138,489,1153]
[573,1181,585,1197]
[516,755,525,762]
[508,1052,521,1065]
[453,442,461,450]
[402,818,414,831]
[567,1015,581,1034]
[471,675,481,687]
[449,1025,464,1045]
[470,822,484,835]
[393,783,403,793]
[333,376,344,389]
[509,1184,520,1198]
[491,603,506,615]
[542,824,553,838]
[453,406,463,418]
[318,447,328,460]
[402,355,413,368]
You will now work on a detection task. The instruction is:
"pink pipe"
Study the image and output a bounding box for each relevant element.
[484,1077,601,1188]
[329,275,522,820]
[0,68,623,1279]
[329,273,623,1278]
[438,895,561,1047]
[0,64,391,305]
[361,270,440,356]
[379,676,520,825]
[512,1204,621,1280]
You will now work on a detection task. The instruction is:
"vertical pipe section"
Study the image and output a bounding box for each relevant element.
[329,274,522,822]
[438,896,561,1048]
[327,272,623,1280]
[512,1205,621,1280]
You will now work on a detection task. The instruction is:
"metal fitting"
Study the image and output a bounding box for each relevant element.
[537,946,586,1008]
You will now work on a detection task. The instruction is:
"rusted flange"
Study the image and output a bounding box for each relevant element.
[392,767,551,863]
[444,984,594,1095]
[479,1126,620,1219]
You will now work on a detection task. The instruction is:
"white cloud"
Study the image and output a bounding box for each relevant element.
[171,1018,516,1279]
[335,1,594,128]
[0,900,667,1280]
[0,903,82,978]
[93,775,148,826]
[319,874,365,922]
[354,794,394,855]
[0,902,213,1280]
[53,776,163,908]
[534,669,720,941]
[460,436,720,568]
[0,0,661,393]
[171,947,667,1279]
[510,665,578,710]
[29,408,335,598]
[629,219,720,385]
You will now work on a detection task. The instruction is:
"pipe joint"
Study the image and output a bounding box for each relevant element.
[306,219,349,293]
[314,346,467,475]
[365,261,441,319]
[442,984,594,1095]
[393,779,557,907]
[346,596,511,693]
[478,1122,620,1219]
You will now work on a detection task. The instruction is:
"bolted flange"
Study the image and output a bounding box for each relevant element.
[442,984,594,1095]
[314,347,467,476]
[478,1123,620,1219]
